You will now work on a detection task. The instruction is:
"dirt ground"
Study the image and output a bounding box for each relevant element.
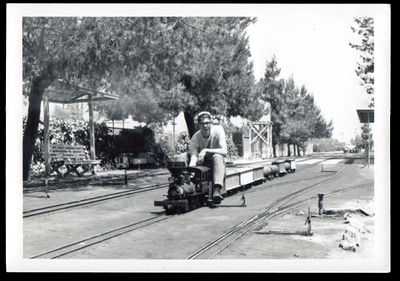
[21,155,384,272]
[217,187,375,259]
[215,161,376,260]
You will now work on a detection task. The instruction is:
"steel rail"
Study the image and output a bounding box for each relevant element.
[186,167,345,259]
[212,180,372,259]
[268,180,374,219]
[207,180,371,259]
[23,157,322,218]
[23,183,169,218]
[23,170,171,194]
[30,214,171,259]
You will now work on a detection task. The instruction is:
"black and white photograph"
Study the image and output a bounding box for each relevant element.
[6,3,390,272]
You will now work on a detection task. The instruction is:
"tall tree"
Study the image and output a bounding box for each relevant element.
[349,17,374,108]
[258,56,286,156]
[164,17,263,137]
[23,17,179,179]
[94,17,263,138]
[23,17,263,178]
[259,57,333,156]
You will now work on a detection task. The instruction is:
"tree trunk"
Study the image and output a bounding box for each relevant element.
[272,143,277,158]
[184,111,196,139]
[23,71,57,180]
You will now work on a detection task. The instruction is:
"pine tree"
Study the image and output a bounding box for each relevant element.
[349,17,374,108]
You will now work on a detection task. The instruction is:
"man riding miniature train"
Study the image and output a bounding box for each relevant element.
[188,111,227,204]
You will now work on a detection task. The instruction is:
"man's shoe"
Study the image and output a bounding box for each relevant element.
[213,185,224,204]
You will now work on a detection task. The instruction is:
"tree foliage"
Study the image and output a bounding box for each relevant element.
[349,17,374,107]
[360,123,374,150]
[312,138,345,152]
[259,56,333,156]
[22,17,263,179]
[160,17,263,137]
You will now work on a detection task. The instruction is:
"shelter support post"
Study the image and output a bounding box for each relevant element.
[43,95,50,178]
[43,95,50,196]
[88,94,96,175]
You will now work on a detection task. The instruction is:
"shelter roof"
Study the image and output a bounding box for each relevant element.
[356,109,374,123]
[45,79,119,104]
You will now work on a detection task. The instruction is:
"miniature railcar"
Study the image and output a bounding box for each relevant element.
[115,152,156,169]
[154,157,296,214]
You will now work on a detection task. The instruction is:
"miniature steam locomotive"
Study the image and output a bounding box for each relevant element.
[154,159,214,214]
[154,156,296,214]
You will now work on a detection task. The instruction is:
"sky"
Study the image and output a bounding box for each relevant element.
[168,5,388,144]
[245,7,374,144]
[12,4,389,145]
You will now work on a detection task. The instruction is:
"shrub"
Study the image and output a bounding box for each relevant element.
[23,117,163,176]
[175,132,190,154]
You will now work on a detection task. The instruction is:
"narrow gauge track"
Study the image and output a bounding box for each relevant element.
[23,183,168,218]
[30,214,171,259]
[23,158,322,218]
[23,160,315,218]
[265,180,374,221]
[186,166,351,259]
[23,154,324,194]
[27,157,358,259]
[23,170,171,194]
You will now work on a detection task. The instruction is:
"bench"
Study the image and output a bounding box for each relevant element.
[43,144,101,177]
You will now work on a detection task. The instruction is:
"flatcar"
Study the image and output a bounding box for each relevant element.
[154,157,296,214]
[115,152,156,169]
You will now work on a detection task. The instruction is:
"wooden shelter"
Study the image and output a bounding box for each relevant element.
[356,109,374,167]
[357,109,374,124]
[42,79,119,177]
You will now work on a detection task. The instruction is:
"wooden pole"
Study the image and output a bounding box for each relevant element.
[88,94,96,175]
[367,114,370,168]
[249,124,252,159]
[43,95,50,192]
[259,125,262,158]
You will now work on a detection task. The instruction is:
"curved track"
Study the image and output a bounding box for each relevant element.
[185,165,366,259]
[26,154,359,259]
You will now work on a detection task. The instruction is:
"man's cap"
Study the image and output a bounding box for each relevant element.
[197,111,212,122]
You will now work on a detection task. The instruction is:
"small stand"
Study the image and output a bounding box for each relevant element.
[304,199,313,236]
[44,178,50,198]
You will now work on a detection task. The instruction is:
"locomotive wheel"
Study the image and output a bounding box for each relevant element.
[164,206,177,215]
[199,196,206,207]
